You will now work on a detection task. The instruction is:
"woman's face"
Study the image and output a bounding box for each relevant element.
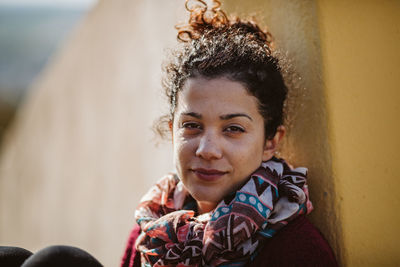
[172,76,277,214]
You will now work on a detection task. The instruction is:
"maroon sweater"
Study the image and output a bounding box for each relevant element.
[121,215,337,267]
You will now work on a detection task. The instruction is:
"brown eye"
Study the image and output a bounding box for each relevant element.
[225,125,245,133]
[182,122,202,130]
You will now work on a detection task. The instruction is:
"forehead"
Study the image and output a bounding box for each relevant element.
[176,77,261,117]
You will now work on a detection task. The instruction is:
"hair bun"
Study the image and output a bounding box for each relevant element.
[176,0,228,42]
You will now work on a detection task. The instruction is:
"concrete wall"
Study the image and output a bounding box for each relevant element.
[227,0,400,266]
[317,0,400,266]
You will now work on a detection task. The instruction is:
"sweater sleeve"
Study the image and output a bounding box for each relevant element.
[247,216,338,267]
[121,224,141,267]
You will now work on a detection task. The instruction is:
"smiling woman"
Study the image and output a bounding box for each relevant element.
[121,0,337,266]
[173,77,280,214]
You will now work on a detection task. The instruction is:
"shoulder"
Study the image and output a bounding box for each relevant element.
[248,216,338,267]
[121,224,141,267]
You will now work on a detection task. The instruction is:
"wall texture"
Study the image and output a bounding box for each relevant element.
[317,0,400,266]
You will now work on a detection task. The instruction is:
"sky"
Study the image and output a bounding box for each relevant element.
[0,0,98,8]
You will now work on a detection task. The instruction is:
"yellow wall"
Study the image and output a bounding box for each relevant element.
[226,0,400,265]
[317,0,400,266]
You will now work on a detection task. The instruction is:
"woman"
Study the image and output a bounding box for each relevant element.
[122,0,337,266]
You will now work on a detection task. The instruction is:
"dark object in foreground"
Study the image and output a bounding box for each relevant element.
[0,245,103,267]
[0,246,33,267]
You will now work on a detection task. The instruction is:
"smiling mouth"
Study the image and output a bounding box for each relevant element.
[192,168,227,181]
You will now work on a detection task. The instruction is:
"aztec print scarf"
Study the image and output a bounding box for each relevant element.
[135,157,313,267]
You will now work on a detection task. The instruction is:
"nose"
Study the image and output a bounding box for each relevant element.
[195,132,222,160]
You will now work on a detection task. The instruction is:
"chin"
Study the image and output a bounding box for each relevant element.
[190,187,226,206]
[192,191,220,203]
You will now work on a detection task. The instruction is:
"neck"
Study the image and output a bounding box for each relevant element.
[197,201,217,214]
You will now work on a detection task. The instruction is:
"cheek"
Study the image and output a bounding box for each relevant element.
[173,142,183,171]
[231,135,265,170]
[234,135,264,157]
[173,136,194,170]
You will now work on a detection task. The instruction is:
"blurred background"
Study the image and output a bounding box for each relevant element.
[0,0,96,142]
[0,0,399,266]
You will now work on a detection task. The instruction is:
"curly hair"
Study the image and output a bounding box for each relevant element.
[157,0,288,140]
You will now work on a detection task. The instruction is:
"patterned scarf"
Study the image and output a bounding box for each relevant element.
[135,157,313,266]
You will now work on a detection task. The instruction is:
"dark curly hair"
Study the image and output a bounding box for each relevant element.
[157,0,288,140]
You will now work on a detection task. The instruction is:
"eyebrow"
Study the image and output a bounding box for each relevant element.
[220,113,253,121]
[181,112,253,121]
[181,112,202,119]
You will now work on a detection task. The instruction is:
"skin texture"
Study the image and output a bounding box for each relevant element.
[172,76,284,214]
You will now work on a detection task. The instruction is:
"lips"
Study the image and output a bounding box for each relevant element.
[192,168,227,181]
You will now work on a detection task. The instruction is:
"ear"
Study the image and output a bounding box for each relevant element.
[262,125,285,161]
[168,120,174,141]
